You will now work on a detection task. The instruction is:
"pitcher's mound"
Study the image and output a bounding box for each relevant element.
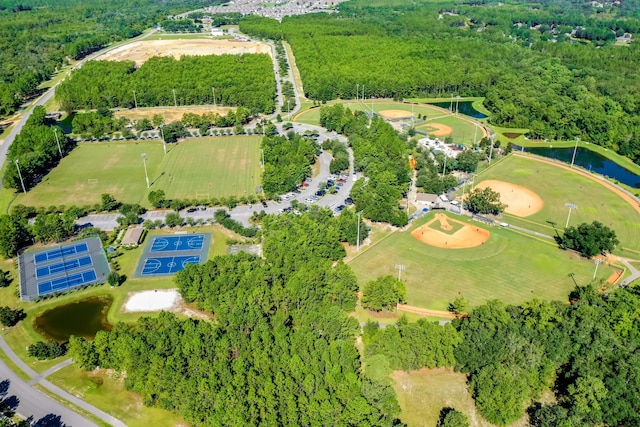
[424,123,453,137]
[380,110,414,120]
[475,180,543,217]
[412,213,490,249]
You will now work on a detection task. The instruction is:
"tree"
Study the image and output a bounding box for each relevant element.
[0,215,32,258]
[107,271,121,287]
[0,270,11,288]
[455,150,481,173]
[100,193,119,211]
[165,212,183,228]
[437,408,470,427]
[448,296,469,315]
[558,221,619,257]
[0,306,25,327]
[465,187,506,215]
[362,276,406,312]
[152,114,164,128]
[28,341,66,360]
[148,190,168,208]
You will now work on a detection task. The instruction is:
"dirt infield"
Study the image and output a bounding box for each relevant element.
[379,109,414,120]
[114,106,233,123]
[475,179,544,217]
[424,123,453,137]
[412,213,490,249]
[514,153,640,216]
[96,39,272,66]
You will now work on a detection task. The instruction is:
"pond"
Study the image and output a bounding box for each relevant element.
[514,145,640,189]
[34,296,113,342]
[428,101,487,119]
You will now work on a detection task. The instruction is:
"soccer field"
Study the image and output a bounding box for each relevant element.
[475,154,640,255]
[15,136,262,207]
[349,212,616,311]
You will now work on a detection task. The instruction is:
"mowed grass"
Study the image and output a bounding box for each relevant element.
[349,212,615,311]
[293,101,482,144]
[15,136,262,207]
[390,368,495,427]
[476,155,640,255]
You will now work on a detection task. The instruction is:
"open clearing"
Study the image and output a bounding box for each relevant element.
[391,368,495,427]
[476,155,640,254]
[14,136,262,207]
[474,179,544,217]
[349,211,616,311]
[96,39,271,66]
[122,289,181,312]
[114,106,234,123]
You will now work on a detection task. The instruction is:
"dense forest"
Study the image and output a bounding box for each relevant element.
[56,55,276,114]
[261,132,318,195]
[240,0,640,164]
[69,208,399,425]
[365,285,640,426]
[0,0,222,116]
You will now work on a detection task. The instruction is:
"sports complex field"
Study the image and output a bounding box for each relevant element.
[15,136,262,207]
[349,211,616,311]
[293,101,483,145]
[474,154,640,255]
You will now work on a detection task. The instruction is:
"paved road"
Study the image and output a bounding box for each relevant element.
[619,259,640,287]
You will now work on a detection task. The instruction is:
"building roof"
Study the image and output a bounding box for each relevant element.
[122,227,144,246]
[415,193,441,203]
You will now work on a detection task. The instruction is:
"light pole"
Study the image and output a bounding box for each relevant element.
[356,211,362,252]
[361,84,365,104]
[14,159,26,193]
[456,95,460,114]
[488,134,495,164]
[565,203,578,228]
[395,264,405,281]
[473,123,478,146]
[411,102,415,126]
[132,90,138,109]
[570,137,580,168]
[159,126,167,154]
[261,149,265,168]
[356,84,359,102]
[593,258,603,280]
[53,127,62,157]
[172,88,177,107]
[141,153,150,188]
[212,87,216,107]
[287,99,290,115]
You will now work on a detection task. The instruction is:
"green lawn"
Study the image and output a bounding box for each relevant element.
[474,154,640,255]
[349,212,616,311]
[14,136,262,208]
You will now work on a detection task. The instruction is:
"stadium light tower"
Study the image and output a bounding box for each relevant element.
[159,125,167,154]
[488,134,495,164]
[395,264,405,281]
[132,90,138,109]
[570,137,580,168]
[356,211,362,252]
[212,87,216,107]
[593,258,603,280]
[356,84,359,102]
[172,88,177,108]
[564,203,578,228]
[141,153,150,188]
[53,127,62,157]
[14,159,26,193]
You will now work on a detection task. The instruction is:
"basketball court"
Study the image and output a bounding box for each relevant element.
[19,237,111,301]
[135,233,210,277]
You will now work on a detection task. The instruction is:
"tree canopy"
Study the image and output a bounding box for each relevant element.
[558,221,619,257]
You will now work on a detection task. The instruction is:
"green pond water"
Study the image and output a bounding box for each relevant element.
[34,296,113,342]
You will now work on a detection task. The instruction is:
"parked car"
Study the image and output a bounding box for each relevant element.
[262,201,268,208]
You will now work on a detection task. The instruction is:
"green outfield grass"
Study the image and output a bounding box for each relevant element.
[293,101,483,144]
[474,154,640,255]
[349,212,616,311]
[13,136,262,207]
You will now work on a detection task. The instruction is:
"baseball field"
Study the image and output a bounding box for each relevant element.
[14,136,262,207]
[349,211,616,311]
[473,154,640,255]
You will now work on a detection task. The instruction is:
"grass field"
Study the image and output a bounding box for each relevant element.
[293,100,483,145]
[474,155,640,255]
[348,211,616,311]
[390,368,497,427]
[13,136,262,208]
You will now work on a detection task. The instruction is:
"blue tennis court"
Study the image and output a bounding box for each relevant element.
[36,255,92,279]
[141,256,201,276]
[150,235,205,253]
[34,242,89,265]
[37,269,97,296]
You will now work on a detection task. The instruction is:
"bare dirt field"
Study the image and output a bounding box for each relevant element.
[114,106,234,123]
[475,179,544,217]
[411,213,490,249]
[96,39,272,66]
[425,123,453,137]
[379,110,414,120]
[122,289,181,312]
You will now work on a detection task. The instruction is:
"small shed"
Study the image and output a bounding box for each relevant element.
[122,227,144,247]
[415,193,441,205]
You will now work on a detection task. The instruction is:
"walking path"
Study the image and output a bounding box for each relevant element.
[619,259,640,287]
[0,335,126,426]
[397,304,458,319]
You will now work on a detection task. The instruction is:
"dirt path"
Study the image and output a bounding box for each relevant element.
[514,153,640,215]
[397,304,458,319]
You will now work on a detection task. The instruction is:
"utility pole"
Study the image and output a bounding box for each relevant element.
[132,90,138,109]
[571,137,580,168]
[565,203,578,228]
[141,153,150,188]
[53,128,62,157]
[14,159,26,193]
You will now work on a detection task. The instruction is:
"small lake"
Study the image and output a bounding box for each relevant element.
[515,145,640,189]
[34,296,113,342]
[428,101,487,119]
